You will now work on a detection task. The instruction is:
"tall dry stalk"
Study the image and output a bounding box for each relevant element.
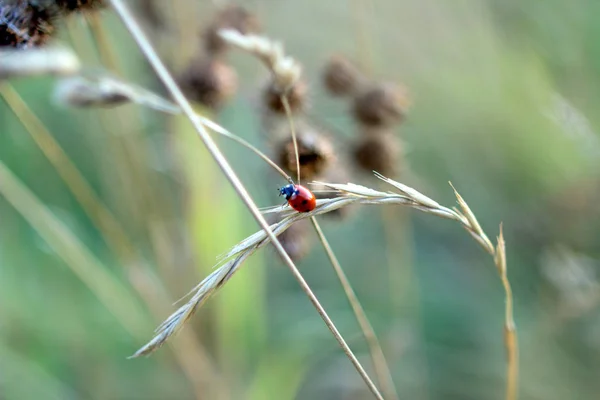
[217,27,398,398]
[107,1,384,399]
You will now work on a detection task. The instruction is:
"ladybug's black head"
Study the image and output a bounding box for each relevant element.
[278,184,296,200]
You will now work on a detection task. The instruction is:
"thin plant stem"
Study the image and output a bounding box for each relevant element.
[86,12,120,72]
[0,83,224,400]
[281,95,301,183]
[380,206,430,399]
[0,83,131,259]
[201,117,292,182]
[352,0,375,74]
[310,217,398,400]
[107,1,383,398]
[85,13,230,397]
[0,160,149,338]
[86,6,178,287]
[279,64,393,397]
[496,227,518,400]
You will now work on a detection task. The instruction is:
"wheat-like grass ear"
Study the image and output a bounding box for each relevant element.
[107,1,384,399]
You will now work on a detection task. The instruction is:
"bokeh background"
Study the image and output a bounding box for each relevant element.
[2,0,600,399]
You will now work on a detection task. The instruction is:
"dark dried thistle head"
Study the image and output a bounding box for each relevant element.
[263,78,308,115]
[352,132,403,177]
[275,125,335,180]
[322,54,363,97]
[54,0,105,13]
[179,56,238,110]
[352,82,410,127]
[0,1,58,48]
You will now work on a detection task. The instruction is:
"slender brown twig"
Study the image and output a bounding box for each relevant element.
[107,1,384,398]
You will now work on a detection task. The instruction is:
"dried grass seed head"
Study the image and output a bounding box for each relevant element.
[54,75,129,107]
[312,166,355,219]
[0,44,80,78]
[322,54,362,97]
[353,132,403,177]
[352,82,410,127]
[263,78,308,115]
[0,1,58,48]
[218,29,301,92]
[203,5,260,55]
[275,125,335,180]
[179,56,238,110]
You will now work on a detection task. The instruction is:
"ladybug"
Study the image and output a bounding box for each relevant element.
[279,184,316,212]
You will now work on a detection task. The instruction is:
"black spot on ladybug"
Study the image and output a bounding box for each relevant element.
[302,200,308,204]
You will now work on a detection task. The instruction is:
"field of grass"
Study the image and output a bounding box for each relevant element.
[1,1,600,399]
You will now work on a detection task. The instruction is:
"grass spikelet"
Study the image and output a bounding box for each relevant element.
[0,45,80,78]
[450,182,494,254]
[218,28,301,93]
[108,2,383,397]
[53,73,180,112]
[203,4,260,55]
[134,172,518,388]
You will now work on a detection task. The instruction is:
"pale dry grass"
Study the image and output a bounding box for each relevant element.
[108,1,384,398]
[133,170,518,400]
[0,2,519,399]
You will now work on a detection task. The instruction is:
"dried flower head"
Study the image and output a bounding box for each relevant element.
[352,82,410,127]
[179,56,238,110]
[203,5,260,55]
[352,132,402,177]
[54,0,105,13]
[0,1,57,48]
[275,125,334,180]
[263,78,307,115]
[322,54,362,97]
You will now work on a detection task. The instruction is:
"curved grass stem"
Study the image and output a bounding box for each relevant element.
[281,95,301,183]
[310,217,398,400]
[0,82,226,400]
[107,1,384,398]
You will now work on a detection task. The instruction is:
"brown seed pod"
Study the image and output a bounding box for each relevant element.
[275,126,335,181]
[352,132,402,177]
[277,218,312,262]
[322,54,362,97]
[0,1,57,49]
[54,0,105,13]
[263,79,308,115]
[352,82,410,127]
[179,56,238,110]
[203,5,260,55]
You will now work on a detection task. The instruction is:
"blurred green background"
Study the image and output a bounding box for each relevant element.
[2,0,600,399]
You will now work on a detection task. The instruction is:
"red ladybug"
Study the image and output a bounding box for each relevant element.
[279,184,316,212]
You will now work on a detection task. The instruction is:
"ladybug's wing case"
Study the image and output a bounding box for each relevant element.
[288,186,316,212]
